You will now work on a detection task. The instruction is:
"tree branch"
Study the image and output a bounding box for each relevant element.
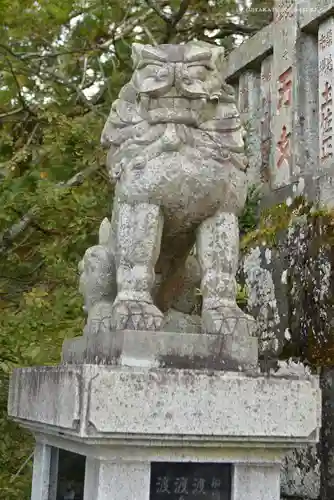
[4,57,30,112]
[162,0,191,42]
[0,163,102,255]
[0,107,24,120]
[172,0,191,26]
[0,9,152,62]
[99,10,153,49]
[199,21,258,35]
[144,0,171,23]
[11,208,60,236]
[1,46,100,61]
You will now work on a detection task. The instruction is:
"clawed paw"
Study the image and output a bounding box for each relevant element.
[111,300,164,331]
[84,301,114,336]
[202,304,255,335]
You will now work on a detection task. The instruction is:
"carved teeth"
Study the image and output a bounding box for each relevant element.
[131,315,141,330]
[148,97,192,111]
[145,316,154,329]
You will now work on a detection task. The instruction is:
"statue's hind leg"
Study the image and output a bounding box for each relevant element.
[111,201,164,331]
[197,210,255,335]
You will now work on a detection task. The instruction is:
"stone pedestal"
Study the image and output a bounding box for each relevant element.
[8,331,321,500]
[62,329,258,370]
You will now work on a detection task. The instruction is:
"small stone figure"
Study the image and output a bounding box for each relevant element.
[80,41,254,335]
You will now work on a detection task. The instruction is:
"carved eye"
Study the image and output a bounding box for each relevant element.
[186,64,210,81]
[137,61,162,71]
[137,61,150,70]
[155,67,169,81]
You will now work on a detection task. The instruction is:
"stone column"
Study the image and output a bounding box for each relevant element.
[320,367,334,500]
[238,71,261,186]
[260,55,273,187]
[318,17,334,207]
[295,32,318,180]
[31,443,58,500]
[232,463,281,500]
[48,447,59,500]
[318,18,333,169]
[84,458,150,500]
[271,0,298,189]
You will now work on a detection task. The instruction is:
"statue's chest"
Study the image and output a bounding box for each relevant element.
[117,151,244,216]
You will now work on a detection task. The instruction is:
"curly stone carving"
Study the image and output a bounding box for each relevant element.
[78,218,116,336]
[80,41,255,335]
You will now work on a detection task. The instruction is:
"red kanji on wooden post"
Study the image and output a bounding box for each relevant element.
[277,67,292,109]
[320,81,333,160]
[276,125,291,167]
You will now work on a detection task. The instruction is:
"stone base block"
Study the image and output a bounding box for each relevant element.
[8,365,321,500]
[8,364,321,500]
[9,364,320,445]
[62,329,258,370]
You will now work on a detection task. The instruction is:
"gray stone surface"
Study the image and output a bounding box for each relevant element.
[8,366,81,429]
[84,460,150,500]
[238,70,262,186]
[222,24,273,82]
[271,0,298,188]
[30,443,53,500]
[295,33,318,180]
[221,0,331,82]
[317,172,334,209]
[62,329,258,370]
[78,217,115,316]
[9,364,321,445]
[79,40,255,342]
[281,445,320,499]
[28,436,313,500]
[79,229,202,336]
[28,433,300,500]
[161,309,201,334]
[299,0,334,31]
[259,54,272,187]
[318,16,334,215]
[242,245,283,355]
[233,463,281,500]
[228,2,331,494]
[224,4,319,196]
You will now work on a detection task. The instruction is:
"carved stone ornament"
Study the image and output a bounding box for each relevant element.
[79,41,255,336]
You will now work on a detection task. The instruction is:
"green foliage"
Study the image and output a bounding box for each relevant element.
[0,377,33,500]
[238,184,262,236]
[236,283,248,308]
[0,0,273,496]
[240,195,314,250]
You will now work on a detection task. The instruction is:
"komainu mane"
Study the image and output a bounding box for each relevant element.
[79,41,254,335]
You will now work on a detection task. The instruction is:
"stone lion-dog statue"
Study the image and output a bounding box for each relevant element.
[79,41,255,337]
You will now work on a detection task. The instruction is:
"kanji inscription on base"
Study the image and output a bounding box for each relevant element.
[150,462,231,500]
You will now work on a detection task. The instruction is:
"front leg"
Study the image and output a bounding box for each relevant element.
[197,210,255,335]
[112,201,164,330]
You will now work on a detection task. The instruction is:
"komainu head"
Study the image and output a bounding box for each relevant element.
[101,41,246,182]
[130,42,230,124]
